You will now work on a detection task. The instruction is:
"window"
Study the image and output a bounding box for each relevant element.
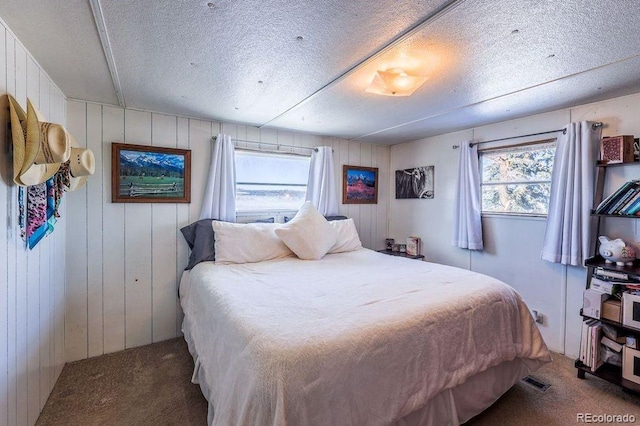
[480,140,556,215]
[235,150,310,212]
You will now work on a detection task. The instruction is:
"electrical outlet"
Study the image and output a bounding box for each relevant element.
[532,310,543,324]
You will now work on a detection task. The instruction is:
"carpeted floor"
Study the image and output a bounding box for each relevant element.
[37,338,640,425]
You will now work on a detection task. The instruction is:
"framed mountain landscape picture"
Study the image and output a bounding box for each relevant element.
[343,165,378,204]
[111,142,191,203]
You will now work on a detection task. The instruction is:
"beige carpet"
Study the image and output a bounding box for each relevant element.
[37,338,640,425]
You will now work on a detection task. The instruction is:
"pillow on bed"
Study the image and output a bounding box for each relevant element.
[212,221,293,264]
[180,219,216,270]
[274,201,337,260]
[327,218,363,253]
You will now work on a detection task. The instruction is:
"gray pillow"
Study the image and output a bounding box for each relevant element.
[181,219,216,270]
[325,215,348,221]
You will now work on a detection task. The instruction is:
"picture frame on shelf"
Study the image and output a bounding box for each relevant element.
[111,142,191,203]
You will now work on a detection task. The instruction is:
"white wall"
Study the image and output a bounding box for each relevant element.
[0,20,67,426]
[64,100,390,362]
[390,92,640,358]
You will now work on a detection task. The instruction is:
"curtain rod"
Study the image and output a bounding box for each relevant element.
[452,122,603,149]
[212,136,320,152]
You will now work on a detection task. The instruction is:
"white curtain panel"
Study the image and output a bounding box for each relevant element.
[305,146,339,216]
[452,141,483,250]
[541,121,601,266]
[199,133,236,221]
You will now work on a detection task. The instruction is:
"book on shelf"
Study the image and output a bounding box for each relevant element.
[595,180,640,214]
[579,319,603,372]
[621,194,640,215]
[406,237,420,256]
[615,188,640,214]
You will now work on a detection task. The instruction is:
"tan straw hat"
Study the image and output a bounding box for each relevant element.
[66,135,95,191]
[19,98,71,186]
[7,95,28,186]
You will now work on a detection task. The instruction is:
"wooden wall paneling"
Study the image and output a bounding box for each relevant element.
[65,101,88,362]
[54,190,66,377]
[53,89,66,378]
[221,122,237,140]
[45,79,56,403]
[14,42,25,103]
[151,113,178,342]
[175,118,189,334]
[259,128,277,144]
[337,139,349,217]
[37,236,50,412]
[359,144,372,248]
[0,24,67,423]
[25,57,38,102]
[369,146,379,248]
[101,106,125,354]
[176,117,190,336]
[26,57,41,426]
[37,73,51,411]
[347,141,361,230]
[245,126,260,148]
[10,35,28,426]
[25,57,41,426]
[187,119,212,223]
[0,25,8,426]
[276,130,294,148]
[375,145,390,249]
[124,109,153,349]
[86,103,104,358]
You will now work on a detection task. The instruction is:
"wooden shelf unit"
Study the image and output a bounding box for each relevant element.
[577,160,640,391]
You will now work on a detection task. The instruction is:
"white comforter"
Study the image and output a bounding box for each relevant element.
[180,249,551,425]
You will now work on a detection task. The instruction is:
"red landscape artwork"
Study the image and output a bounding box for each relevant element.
[343,165,378,204]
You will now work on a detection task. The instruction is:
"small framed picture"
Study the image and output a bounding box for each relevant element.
[343,165,379,204]
[399,244,407,253]
[112,142,191,203]
[385,238,395,250]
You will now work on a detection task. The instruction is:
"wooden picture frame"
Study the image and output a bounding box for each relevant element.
[111,142,191,203]
[342,165,378,204]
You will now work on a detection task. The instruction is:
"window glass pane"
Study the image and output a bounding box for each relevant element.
[481,142,555,183]
[481,183,551,214]
[479,140,555,215]
[235,150,310,211]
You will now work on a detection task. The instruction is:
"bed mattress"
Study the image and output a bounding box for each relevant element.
[180,248,551,425]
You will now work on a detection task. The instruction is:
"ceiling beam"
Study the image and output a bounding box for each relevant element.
[89,0,126,108]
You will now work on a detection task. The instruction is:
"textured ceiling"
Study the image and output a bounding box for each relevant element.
[1,0,640,145]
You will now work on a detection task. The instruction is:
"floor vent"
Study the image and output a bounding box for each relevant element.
[521,375,551,392]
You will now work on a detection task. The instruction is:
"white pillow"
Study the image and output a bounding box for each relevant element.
[274,202,337,260]
[328,218,363,253]
[212,221,293,264]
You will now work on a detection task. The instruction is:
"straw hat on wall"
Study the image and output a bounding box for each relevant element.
[7,95,72,186]
[19,99,71,186]
[66,135,95,191]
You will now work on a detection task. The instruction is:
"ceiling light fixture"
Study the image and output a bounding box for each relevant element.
[365,68,429,97]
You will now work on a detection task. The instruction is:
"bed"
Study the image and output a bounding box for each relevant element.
[179,214,551,426]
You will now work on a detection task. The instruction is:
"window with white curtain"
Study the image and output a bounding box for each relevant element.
[235,150,310,212]
[479,140,556,215]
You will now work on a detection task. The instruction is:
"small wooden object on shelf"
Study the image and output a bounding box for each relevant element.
[600,135,635,164]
